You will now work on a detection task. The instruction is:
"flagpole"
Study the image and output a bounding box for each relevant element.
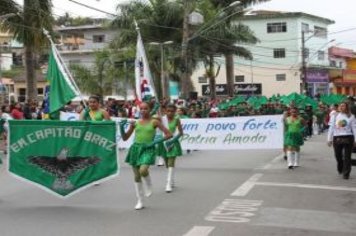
[134,21,158,104]
[43,29,87,108]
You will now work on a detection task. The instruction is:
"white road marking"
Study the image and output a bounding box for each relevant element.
[205,199,263,223]
[230,173,263,197]
[253,207,356,233]
[182,226,215,236]
[256,153,284,170]
[256,181,356,192]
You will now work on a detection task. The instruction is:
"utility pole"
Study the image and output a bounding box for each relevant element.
[149,41,173,99]
[250,60,254,96]
[124,61,127,100]
[301,31,307,95]
[160,43,169,99]
[0,44,3,104]
[180,0,190,99]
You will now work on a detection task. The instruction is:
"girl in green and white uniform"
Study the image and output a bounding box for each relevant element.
[162,104,183,193]
[284,108,305,169]
[120,102,172,210]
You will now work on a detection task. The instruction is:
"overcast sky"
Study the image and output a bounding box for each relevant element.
[16,0,356,49]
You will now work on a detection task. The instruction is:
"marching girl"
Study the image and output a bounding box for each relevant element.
[80,95,111,121]
[162,104,184,193]
[284,108,305,169]
[327,102,356,179]
[120,102,172,210]
[152,113,166,167]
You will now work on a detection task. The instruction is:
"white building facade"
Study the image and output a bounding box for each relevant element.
[192,11,334,97]
[56,24,116,68]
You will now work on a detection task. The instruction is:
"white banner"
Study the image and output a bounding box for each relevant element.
[61,114,284,150]
[60,111,80,121]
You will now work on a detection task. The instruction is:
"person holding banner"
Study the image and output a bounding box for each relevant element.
[162,104,183,193]
[120,102,172,210]
[284,108,305,169]
[80,95,110,121]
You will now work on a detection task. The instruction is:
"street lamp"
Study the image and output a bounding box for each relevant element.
[180,0,243,99]
[307,39,336,64]
[189,1,243,41]
[149,41,173,99]
[301,28,335,94]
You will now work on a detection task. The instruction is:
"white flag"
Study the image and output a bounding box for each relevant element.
[135,32,156,102]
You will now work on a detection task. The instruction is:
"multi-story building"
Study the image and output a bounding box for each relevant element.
[0,30,24,103]
[191,10,335,97]
[329,46,356,95]
[55,23,116,68]
[55,23,136,99]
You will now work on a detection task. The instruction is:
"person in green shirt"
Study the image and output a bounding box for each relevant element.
[121,102,172,210]
[161,104,184,193]
[285,108,305,169]
[80,95,110,121]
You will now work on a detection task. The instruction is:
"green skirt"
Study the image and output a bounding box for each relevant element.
[284,131,304,148]
[125,143,156,167]
[156,142,165,156]
[162,140,183,159]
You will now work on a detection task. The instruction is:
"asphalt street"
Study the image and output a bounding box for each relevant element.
[0,133,355,236]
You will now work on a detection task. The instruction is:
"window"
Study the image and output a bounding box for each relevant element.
[303,48,309,59]
[273,48,286,58]
[302,23,309,33]
[267,22,287,33]
[235,75,245,82]
[317,50,325,60]
[198,76,207,83]
[330,60,336,67]
[37,88,44,95]
[276,74,286,81]
[339,61,343,68]
[314,26,327,38]
[18,88,26,102]
[93,35,105,43]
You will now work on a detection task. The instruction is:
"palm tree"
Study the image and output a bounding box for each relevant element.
[0,0,53,101]
[193,22,258,99]
[70,49,118,97]
[111,0,185,100]
[209,0,270,97]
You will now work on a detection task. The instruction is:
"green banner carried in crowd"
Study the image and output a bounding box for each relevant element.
[8,120,118,198]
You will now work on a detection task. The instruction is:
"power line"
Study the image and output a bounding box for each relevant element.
[67,0,117,17]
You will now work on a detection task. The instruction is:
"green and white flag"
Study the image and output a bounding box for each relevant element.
[8,120,118,198]
[47,45,79,113]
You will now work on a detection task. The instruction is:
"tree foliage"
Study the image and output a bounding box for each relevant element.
[0,0,54,101]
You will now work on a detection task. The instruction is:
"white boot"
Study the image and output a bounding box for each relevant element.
[134,182,144,210]
[293,152,300,167]
[142,175,152,197]
[287,151,294,169]
[165,167,174,193]
[171,168,175,188]
[157,156,164,166]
